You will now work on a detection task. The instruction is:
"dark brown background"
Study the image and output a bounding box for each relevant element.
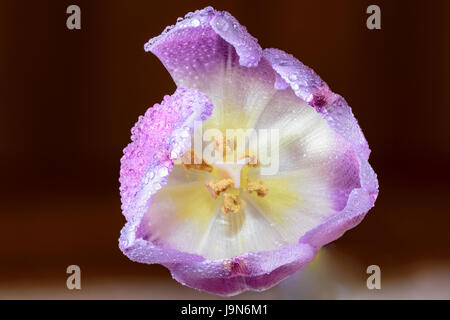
[0,0,449,298]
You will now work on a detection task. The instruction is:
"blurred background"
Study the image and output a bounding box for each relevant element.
[0,0,449,299]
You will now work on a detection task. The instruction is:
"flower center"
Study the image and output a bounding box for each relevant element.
[180,138,268,214]
[214,159,249,188]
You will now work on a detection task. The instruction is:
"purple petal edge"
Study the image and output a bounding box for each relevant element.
[263,48,372,161]
[144,6,262,86]
[119,87,213,223]
[263,46,379,247]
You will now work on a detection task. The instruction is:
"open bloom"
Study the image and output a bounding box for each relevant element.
[119,6,378,296]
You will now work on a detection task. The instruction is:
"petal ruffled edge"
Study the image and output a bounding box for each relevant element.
[119,87,213,222]
[262,45,379,261]
[262,46,379,246]
[166,242,316,296]
[144,6,262,78]
[209,10,262,67]
[263,48,372,161]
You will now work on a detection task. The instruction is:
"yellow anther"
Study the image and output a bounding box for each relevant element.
[245,180,268,197]
[205,179,234,199]
[222,193,245,214]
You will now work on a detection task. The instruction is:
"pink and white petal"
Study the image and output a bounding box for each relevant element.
[191,198,288,260]
[243,168,354,246]
[300,187,375,250]
[263,48,328,106]
[136,169,220,259]
[200,56,280,131]
[262,47,378,240]
[253,87,361,211]
[146,6,262,90]
[119,87,214,264]
[263,48,371,160]
[253,88,350,173]
[145,7,277,132]
[166,242,316,296]
[290,147,377,253]
[210,11,262,67]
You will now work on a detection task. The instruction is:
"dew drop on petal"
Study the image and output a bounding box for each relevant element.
[215,17,229,32]
[158,166,169,176]
[278,60,292,66]
[191,19,200,27]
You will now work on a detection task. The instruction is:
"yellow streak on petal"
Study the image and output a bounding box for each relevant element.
[163,182,218,227]
[240,165,249,189]
[204,108,251,132]
[245,176,302,224]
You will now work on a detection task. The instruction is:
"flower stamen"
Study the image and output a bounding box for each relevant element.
[245,179,268,197]
[205,179,234,199]
[222,193,245,214]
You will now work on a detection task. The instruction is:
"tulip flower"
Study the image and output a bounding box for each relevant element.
[119,6,378,296]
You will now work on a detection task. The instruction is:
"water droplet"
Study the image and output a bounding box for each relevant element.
[191,18,200,27]
[215,17,229,32]
[289,73,298,81]
[278,60,292,66]
[158,167,169,176]
[163,26,173,34]
[181,130,190,138]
